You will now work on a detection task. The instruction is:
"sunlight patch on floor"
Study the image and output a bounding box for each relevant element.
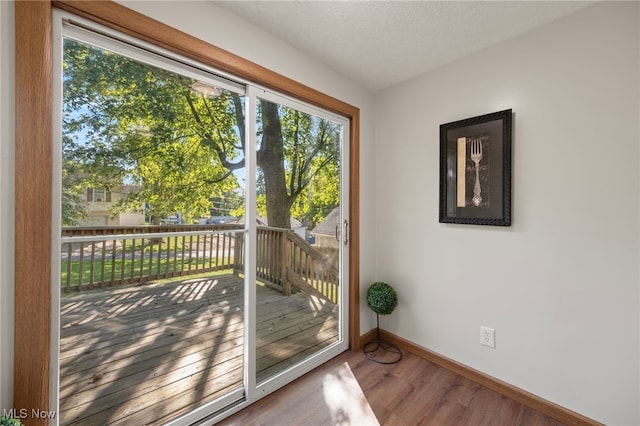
[322,362,379,426]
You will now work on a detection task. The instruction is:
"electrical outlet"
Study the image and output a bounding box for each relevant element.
[480,326,495,348]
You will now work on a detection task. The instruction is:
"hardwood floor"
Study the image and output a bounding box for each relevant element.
[220,349,567,426]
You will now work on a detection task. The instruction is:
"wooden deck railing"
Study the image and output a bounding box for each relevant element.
[60,225,339,302]
[60,225,242,293]
[234,227,340,303]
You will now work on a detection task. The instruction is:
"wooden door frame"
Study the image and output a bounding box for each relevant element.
[14,0,360,420]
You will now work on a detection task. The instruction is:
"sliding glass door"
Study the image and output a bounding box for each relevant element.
[53,11,348,425]
[252,94,348,389]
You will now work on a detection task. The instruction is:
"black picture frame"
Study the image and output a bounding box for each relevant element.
[439,109,512,226]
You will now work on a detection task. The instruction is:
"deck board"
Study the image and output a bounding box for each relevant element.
[59,274,339,425]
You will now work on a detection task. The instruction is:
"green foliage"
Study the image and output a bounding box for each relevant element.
[0,417,23,426]
[61,154,88,226]
[284,107,341,227]
[63,37,341,228]
[63,38,244,224]
[366,282,398,315]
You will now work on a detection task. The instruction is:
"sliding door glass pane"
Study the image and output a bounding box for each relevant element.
[254,97,342,383]
[59,36,246,425]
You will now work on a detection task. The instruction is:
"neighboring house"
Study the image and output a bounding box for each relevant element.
[308,207,341,270]
[78,184,145,226]
[310,207,340,248]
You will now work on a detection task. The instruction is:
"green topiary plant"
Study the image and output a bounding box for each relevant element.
[0,417,23,426]
[364,281,402,364]
[366,281,398,315]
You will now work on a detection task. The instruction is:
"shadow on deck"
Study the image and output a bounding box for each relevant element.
[58,273,339,425]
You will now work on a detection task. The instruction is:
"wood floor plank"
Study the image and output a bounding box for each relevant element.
[220,350,569,426]
[59,312,243,379]
[59,275,339,425]
[60,321,243,387]
[60,337,244,409]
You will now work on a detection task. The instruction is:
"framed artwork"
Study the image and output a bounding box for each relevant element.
[439,109,512,226]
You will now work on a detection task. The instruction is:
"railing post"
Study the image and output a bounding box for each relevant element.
[281,231,292,296]
[233,231,242,276]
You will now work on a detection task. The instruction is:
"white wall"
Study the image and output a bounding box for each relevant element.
[0,0,15,413]
[118,1,378,334]
[374,2,639,425]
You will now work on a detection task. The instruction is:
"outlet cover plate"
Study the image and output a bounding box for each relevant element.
[480,326,495,348]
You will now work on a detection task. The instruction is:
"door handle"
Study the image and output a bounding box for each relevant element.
[343,220,349,245]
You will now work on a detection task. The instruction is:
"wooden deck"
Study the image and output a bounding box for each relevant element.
[58,273,339,425]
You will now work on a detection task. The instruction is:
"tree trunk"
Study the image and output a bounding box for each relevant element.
[258,100,291,229]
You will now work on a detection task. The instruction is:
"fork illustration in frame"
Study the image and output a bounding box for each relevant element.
[470,138,483,206]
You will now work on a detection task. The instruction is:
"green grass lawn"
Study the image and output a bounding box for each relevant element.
[60,255,235,290]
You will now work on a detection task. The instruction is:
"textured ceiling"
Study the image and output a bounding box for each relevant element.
[213,1,594,92]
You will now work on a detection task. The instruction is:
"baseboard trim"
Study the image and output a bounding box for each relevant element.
[360,329,602,426]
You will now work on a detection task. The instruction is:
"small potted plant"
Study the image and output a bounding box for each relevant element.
[0,416,23,426]
[363,281,402,364]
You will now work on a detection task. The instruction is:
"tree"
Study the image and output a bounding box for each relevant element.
[61,136,88,226]
[62,37,340,228]
[282,108,341,227]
